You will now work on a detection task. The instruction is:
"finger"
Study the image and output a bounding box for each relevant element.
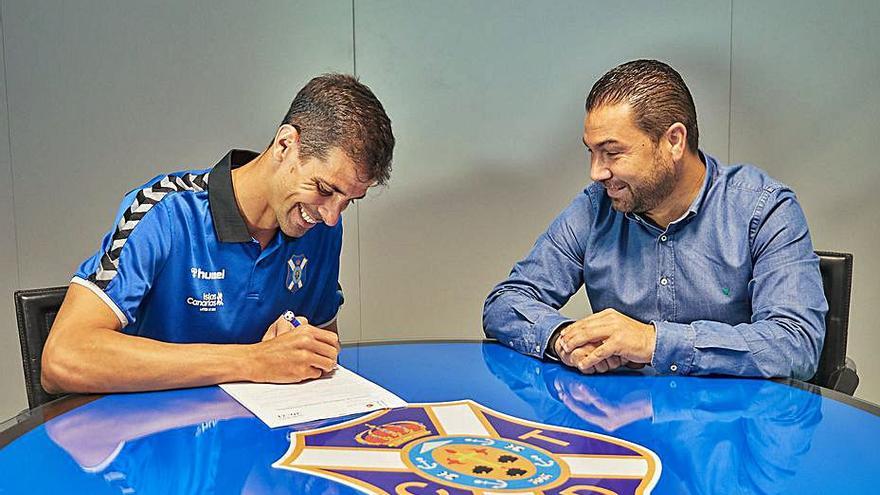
[562,327,613,352]
[579,364,596,375]
[274,319,300,338]
[563,342,597,367]
[625,362,647,369]
[578,342,616,371]
[308,328,341,348]
[574,354,597,375]
[558,350,575,368]
[568,346,591,369]
[307,354,337,373]
[304,339,340,360]
[301,367,322,380]
[583,308,616,322]
[606,356,622,370]
[593,359,610,374]
[568,382,600,404]
[262,319,283,342]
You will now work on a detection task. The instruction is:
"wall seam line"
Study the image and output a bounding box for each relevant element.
[351,0,363,343]
[0,0,23,294]
[727,0,734,164]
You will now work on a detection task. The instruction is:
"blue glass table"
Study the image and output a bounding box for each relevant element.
[1,341,878,494]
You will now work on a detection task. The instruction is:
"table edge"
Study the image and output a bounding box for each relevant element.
[2,339,877,449]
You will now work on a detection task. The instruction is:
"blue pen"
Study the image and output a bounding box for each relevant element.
[281,310,301,327]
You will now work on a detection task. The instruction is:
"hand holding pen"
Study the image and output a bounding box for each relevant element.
[253,311,340,383]
[262,310,305,341]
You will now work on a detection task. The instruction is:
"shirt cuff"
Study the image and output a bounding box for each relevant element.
[651,321,696,375]
[543,321,573,361]
[533,314,575,359]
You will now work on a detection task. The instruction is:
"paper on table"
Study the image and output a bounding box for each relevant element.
[220,366,407,428]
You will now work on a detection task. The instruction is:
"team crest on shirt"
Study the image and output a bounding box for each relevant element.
[274,400,662,494]
[286,254,308,292]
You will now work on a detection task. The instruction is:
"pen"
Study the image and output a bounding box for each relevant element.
[281,310,301,328]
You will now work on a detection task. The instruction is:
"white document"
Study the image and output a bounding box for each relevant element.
[220,366,407,428]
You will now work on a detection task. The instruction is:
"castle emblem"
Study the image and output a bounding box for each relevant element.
[274,400,661,494]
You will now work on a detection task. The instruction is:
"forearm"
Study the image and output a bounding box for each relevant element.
[652,316,822,380]
[42,327,255,393]
[483,288,573,357]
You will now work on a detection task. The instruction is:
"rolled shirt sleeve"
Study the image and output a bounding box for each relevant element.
[483,194,592,357]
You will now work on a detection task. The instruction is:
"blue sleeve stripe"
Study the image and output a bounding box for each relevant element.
[87,172,210,290]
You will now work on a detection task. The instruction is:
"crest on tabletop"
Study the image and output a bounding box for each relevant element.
[274,399,661,494]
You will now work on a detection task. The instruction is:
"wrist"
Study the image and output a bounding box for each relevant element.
[643,322,657,363]
[545,323,571,360]
[237,343,261,382]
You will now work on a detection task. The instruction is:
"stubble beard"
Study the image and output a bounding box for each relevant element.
[611,150,677,214]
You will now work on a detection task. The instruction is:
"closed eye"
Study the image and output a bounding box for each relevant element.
[316,182,333,196]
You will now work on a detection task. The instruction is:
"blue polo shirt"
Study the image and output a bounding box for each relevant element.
[72,149,343,344]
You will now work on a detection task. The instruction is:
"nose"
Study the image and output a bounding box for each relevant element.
[317,197,348,227]
[589,154,612,182]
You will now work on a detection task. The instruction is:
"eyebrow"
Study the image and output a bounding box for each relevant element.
[582,138,621,149]
[318,179,367,200]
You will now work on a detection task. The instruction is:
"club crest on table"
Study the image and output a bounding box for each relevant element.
[274,399,661,494]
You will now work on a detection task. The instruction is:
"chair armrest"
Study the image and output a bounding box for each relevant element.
[829,357,859,396]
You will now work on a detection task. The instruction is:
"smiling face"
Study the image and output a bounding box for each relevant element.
[269,146,372,238]
[583,103,677,214]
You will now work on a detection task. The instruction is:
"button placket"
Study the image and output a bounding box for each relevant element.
[657,232,675,321]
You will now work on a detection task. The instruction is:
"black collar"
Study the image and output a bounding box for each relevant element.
[208,149,259,243]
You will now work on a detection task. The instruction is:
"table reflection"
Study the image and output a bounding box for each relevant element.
[44,387,352,494]
[481,343,822,495]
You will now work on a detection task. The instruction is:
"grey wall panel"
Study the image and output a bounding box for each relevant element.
[730,1,880,403]
[0,6,28,420]
[1,0,357,417]
[355,0,732,340]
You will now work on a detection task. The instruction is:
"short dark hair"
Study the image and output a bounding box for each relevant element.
[586,59,699,153]
[281,73,395,185]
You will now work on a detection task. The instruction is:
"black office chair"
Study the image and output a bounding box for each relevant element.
[13,286,69,409]
[809,251,859,395]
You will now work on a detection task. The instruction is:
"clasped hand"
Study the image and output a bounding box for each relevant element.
[554,309,655,374]
[251,314,340,383]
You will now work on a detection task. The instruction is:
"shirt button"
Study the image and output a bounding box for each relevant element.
[660,277,669,286]
[660,235,668,242]
[670,363,678,372]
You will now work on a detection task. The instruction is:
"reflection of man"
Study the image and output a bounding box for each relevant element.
[481,343,822,495]
[483,59,826,379]
[43,74,395,393]
[43,388,346,494]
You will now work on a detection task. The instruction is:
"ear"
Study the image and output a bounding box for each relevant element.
[271,124,302,165]
[664,122,687,162]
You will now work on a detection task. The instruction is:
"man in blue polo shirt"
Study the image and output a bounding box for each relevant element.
[483,60,827,380]
[42,74,395,393]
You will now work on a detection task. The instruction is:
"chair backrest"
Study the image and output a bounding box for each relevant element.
[13,286,68,409]
[810,251,853,389]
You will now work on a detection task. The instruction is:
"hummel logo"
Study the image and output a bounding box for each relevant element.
[191,267,225,280]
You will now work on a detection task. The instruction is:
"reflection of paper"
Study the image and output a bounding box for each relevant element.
[220,366,407,428]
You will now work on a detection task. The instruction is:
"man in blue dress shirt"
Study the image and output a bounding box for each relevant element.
[483,60,827,380]
[42,74,395,393]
